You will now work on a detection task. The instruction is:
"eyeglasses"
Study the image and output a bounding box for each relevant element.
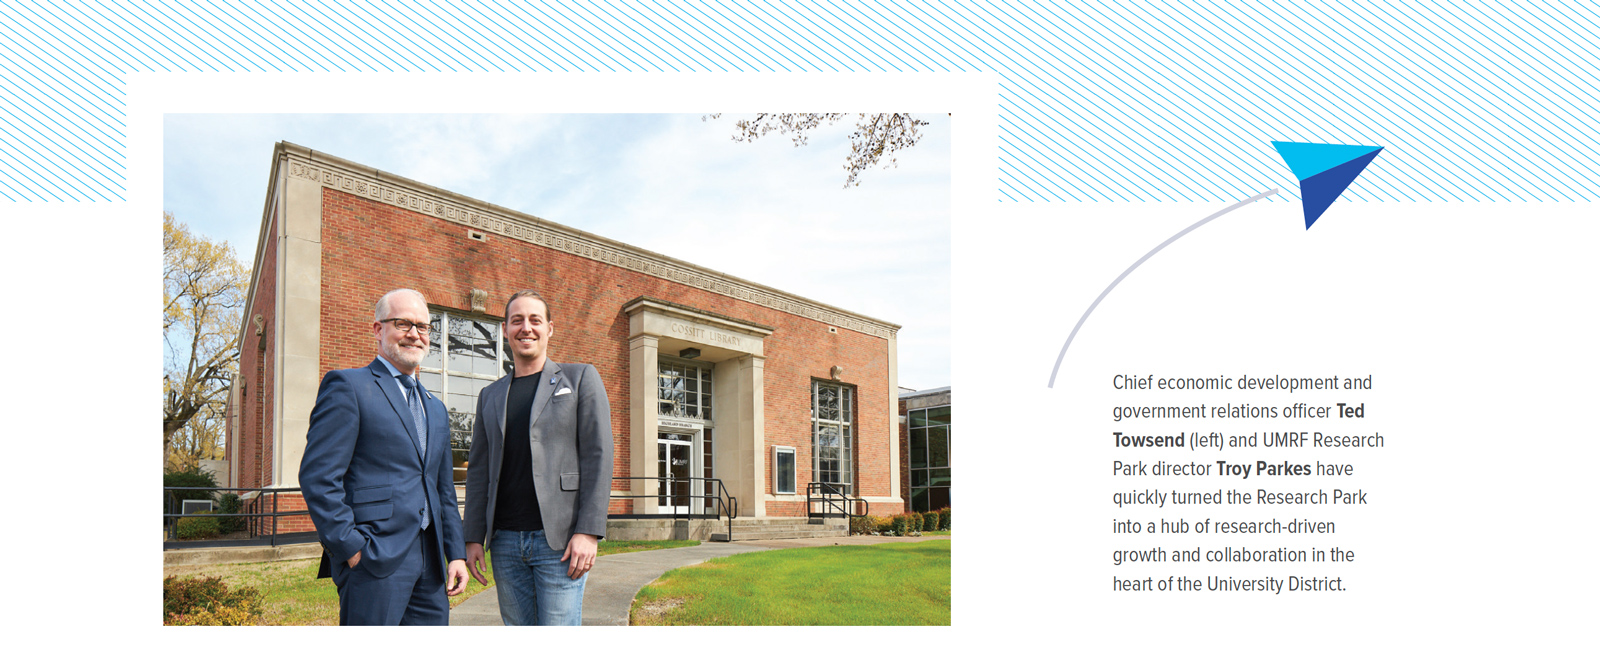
[380,318,432,335]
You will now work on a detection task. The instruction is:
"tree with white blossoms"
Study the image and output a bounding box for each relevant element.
[164,212,249,471]
[707,113,931,187]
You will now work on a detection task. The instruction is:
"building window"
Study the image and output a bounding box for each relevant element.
[812,381,854,494]
[908,405,951,512]
[418,311,511,482]
[773,445,797,494]
[657,359,712,419]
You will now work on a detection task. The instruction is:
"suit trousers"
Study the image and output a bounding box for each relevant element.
[332,529,449,626]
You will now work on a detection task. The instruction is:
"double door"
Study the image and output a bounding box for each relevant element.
[657,438,693,514]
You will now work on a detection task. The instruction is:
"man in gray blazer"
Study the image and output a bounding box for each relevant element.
[463,289,614,625]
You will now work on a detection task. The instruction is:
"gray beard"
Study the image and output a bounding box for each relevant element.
[383,340,425,369]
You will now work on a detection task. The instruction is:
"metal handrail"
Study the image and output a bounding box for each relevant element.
[806,482,868,519]
[166,475,744,548]
[609,475,737,542]
[162,485,310,548]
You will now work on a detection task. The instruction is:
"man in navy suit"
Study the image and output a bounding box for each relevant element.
[301,288,470,625]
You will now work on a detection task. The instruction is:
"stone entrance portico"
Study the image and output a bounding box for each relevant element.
[625,298,773,517]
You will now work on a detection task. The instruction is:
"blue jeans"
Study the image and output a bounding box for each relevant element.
[489,529,586,625]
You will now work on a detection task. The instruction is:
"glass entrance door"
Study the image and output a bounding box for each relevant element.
[657,439,693,514]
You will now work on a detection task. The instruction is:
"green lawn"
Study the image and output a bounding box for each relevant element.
[166,538,699,625]
[631,539,950,626]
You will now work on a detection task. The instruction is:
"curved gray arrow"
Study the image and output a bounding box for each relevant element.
[1046,188,1280,388]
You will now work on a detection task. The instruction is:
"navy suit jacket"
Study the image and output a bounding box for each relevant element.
[301,358,466,580]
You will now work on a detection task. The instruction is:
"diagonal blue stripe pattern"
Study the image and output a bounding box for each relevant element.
[0,0,1596,202]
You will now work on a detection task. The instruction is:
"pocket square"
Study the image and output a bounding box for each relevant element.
[554,386,572,396]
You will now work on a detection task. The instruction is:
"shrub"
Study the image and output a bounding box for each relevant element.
[849,515,879,535]
[216,493,246,534]
[939,507,951,530]
[165,467,218,504]
[174,512,220,540]
[866,515,893,534]
[890,514,915,536]
[164,575,262,626]
[169,605,260,626]
[921,511,937,531]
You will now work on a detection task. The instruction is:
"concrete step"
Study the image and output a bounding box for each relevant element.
[606,516,851,542]
[736,520,845,528]
[713,529,849,541]
[733,524,845,533]
[727,523,845,532]
[708,517,850,542]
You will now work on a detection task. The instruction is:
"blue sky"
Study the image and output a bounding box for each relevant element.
[163,113,951,390]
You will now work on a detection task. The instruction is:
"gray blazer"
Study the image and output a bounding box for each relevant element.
[463,361,614,552]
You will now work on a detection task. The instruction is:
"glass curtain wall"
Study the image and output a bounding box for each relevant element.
[908,405,951,511]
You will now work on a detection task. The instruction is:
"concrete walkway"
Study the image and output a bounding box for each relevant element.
[450,534,944,626]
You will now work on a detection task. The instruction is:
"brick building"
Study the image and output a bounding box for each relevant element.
[226,142,906,534]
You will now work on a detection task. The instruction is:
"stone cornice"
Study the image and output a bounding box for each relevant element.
[279,142,899,340]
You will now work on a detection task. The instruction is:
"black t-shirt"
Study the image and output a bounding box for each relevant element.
[494,371,544,531]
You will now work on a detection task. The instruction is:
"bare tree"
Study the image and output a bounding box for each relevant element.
[707,113,931,187]
[167,399,227,471]
[164,212,248,470]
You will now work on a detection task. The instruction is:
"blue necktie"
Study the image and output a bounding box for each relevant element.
[398,374,431,529]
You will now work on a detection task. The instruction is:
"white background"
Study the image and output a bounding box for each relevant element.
[959,200,1598,645]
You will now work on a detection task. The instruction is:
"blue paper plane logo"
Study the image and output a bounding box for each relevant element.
[1271,141,1383,229]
